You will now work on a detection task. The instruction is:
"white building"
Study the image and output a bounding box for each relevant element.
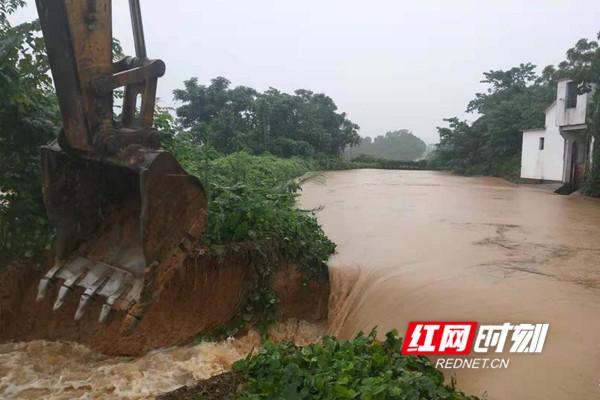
[520,79,594,190]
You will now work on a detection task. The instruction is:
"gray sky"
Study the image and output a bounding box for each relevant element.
[12,0,600,144]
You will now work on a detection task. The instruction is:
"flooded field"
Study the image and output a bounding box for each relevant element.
[300,169,600,400]
[2,169,600,399]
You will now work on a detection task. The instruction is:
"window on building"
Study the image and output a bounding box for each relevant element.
[566,81,577,108]
[539,137,545,150]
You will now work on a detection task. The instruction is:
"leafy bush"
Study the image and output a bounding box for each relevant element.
[231,330,479,400]
[0,3,58,265]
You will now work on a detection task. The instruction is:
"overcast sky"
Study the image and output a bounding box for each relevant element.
[12,0,600,144]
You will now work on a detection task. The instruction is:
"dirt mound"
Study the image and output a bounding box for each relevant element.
[0,249,329,357]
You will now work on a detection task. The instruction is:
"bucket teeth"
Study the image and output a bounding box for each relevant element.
[74,293,93,321]
[96,270,134,323]
[71,264,111,320]
[38,256,144,323]
[53,286,70,311]
[51,259,90,310]
[98,293,121,323]
[98,283,129,323]
[36,264,62,301]
[99,303,112,323]
[37,278,51,302]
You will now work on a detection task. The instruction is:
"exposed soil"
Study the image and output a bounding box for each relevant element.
[0,247,329,357]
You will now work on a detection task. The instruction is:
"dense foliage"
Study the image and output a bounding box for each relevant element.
[344,130,427,161]
[0,0,57,264]
[229,330,479,400]
[174,77,360,157]
[431,63,555,179]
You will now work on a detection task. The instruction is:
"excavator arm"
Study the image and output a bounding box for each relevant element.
[34,0,207,327]
[36,0,163,152]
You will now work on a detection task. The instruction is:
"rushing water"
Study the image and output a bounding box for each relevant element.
[0,320,325,399]
[300,170,600,400]
[2,170,600,399]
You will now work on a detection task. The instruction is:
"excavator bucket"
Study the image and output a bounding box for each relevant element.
[33,0,208,325]
[37,142,207,323]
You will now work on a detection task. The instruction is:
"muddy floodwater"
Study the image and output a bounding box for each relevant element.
[0,320,325,399]
[299,169,600,400]
[2,169,600,399]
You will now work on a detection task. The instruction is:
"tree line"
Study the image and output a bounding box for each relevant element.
[173,76,360,157]
[344,129,426,161]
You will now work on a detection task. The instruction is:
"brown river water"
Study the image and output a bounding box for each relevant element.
[300,170,600,400]
[2,169,600,399]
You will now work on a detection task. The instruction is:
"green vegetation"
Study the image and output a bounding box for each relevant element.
[167,330,479,400]
[174,76,360,157]
[0,1,56,265]
[234,330,478,400]
[345,130,427,161]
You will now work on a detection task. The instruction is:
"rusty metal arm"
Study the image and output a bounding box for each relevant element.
[93,59,165,96]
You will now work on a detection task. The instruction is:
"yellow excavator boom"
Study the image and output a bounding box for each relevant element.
[34,0,207,325]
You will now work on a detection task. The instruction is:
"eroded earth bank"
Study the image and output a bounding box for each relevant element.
[2,169,600,399]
